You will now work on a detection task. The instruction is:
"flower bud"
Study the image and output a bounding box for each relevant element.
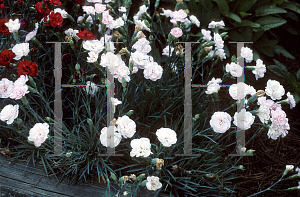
[136,173,145,181]
[283,165,294,176]
[126,110,134,116]
[110,172,117,181]
[75,63,80,71]
[87,118,93,125]
[246,149,255,154]
[15,118,23,125]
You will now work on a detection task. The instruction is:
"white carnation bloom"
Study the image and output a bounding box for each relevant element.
[189,15,200,27]
[95,3,106,14]
[113,63,131,83]
[100,126,122,148]
[0,104,19,124]
[130,137,152,157]
[143,62,163,81]
[111,97,122,106]
[28,123,49,147]
[205,77,222,94]
[240,47,253,63]
[156,128,177,147]
[229,82,254,100]
[265,79,285,100]
[146,176,162,191]
[226,62,243,77]
[12,43,30,60]
[83,40,105,53]
[214,33,224,49]
[84,81,99,96]
[54,8,68,18]
[5,19,20,33]
[0,78,14,98]
[64,28,79,40]
[160,9,173,17]
[215,49,226,60]
[162,46,174,56]
[201,29,212,41]
[78,15,93,25]
[267,122,289,140]
[208,20,225,29]
[256,103,270,124]
[116,115,136,138]
[82,6,96,15]
[135,20,150,32]
[87,51,99,63]
[233,109,255,130]
[252,59,266,80]
[131,51,150,69]
[210,111,231,133]
[118,6,126,12]
[132,37,151,54]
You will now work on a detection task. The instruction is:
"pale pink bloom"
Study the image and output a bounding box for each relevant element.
[102,11,114,25]
[210,111,231,133]
[82,6,96,15]
[132,38,151,54]
[143,62,163,81]
[271,108,287,126]
[28,123,49,147]
[95,3,106,13]
[171,9,187,23]
[270,103,282,111]
[130,51,150,69]
[162,46,174,56]
[132,66,138,73]
[170,27,183,38]
[87,51,99,63]
[113,64,131,83]
[286,92,296,109]
[10,86,29,100]
[0,78,14,98]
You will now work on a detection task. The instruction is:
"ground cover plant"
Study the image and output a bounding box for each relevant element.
[0,0,300,196]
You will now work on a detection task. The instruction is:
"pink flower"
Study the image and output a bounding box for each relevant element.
[95,3,106,14]
[271,108,287,126]
[170,27,182,38]
[9,85,29,100]
[132,66,138,73]
[171,9,187,23]
[102,11,113,25]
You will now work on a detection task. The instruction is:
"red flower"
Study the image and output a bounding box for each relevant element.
[76,29,97,40]
[17,0,23,5]
[17,59,39,77]
[0,49,16,67]
[20,18,29,29]
[0,18,9,35]
[35,2,50,16]
[49,11,63,28]
[49,0,61,6]
[35,2,42,12]
[0,4,5,12]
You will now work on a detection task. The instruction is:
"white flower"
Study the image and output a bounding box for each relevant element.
[100,52,121,72]
[233,109,255,130]
[143,62,163,81]
[64,28,79,40]
[201,29,212,41]
[265,79,285,100]
[118,6,126,12]
[99,126,122,148]
[10,86,29,100]
[256,103,270,124]
[156,128,177,147]
[130,51,150,69]
[189,15,200,27]
[215,49,226,60]
[132,38,151,54]
[267,123,284,140]
[210,111,231,133]
[0,104,19,124]
[208,20,225,29]
[240,47,253,63]
[83,40,104,53]
[229,82,255,100]
[286,165,294,170]
[111,97,122,106]
[130,137,152,157]
[87,0,102,2]
[135,20,150,32]
[82,6,96,15]
[87,51,99,63]
[28,123,49,147]
[14,75,28,87]
[12,43,30,60]
[123,191,128,196]
[205,77,222,94]
[252,59,266,80]
[25,23,39,42]
[5,19,20,33]
[214,33,224,49]
[110,17,125,29]
[95,3,107,14]
[54,8,68,18]
[286,92,296,109]
[226,62,243,77]
[0,78,14,98]
[146,176,162,191]
[113,64,131,83]
[160,9,173,17]
[162,46,174,56]
[78,15,93,25]
[116,115,136,138]
[84,81,99,96]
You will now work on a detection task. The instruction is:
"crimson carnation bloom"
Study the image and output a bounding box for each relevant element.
[76,29,97,40]
[35,2,50,16]
[0,49,16,67]
[0,4,5,12]
[20,18,29,29]
[17,59,39,77]
[45,12,63,28]
[75,0,85,5]
[17,0,23,5]
[0,18,9,35]
[49,0,61,6]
